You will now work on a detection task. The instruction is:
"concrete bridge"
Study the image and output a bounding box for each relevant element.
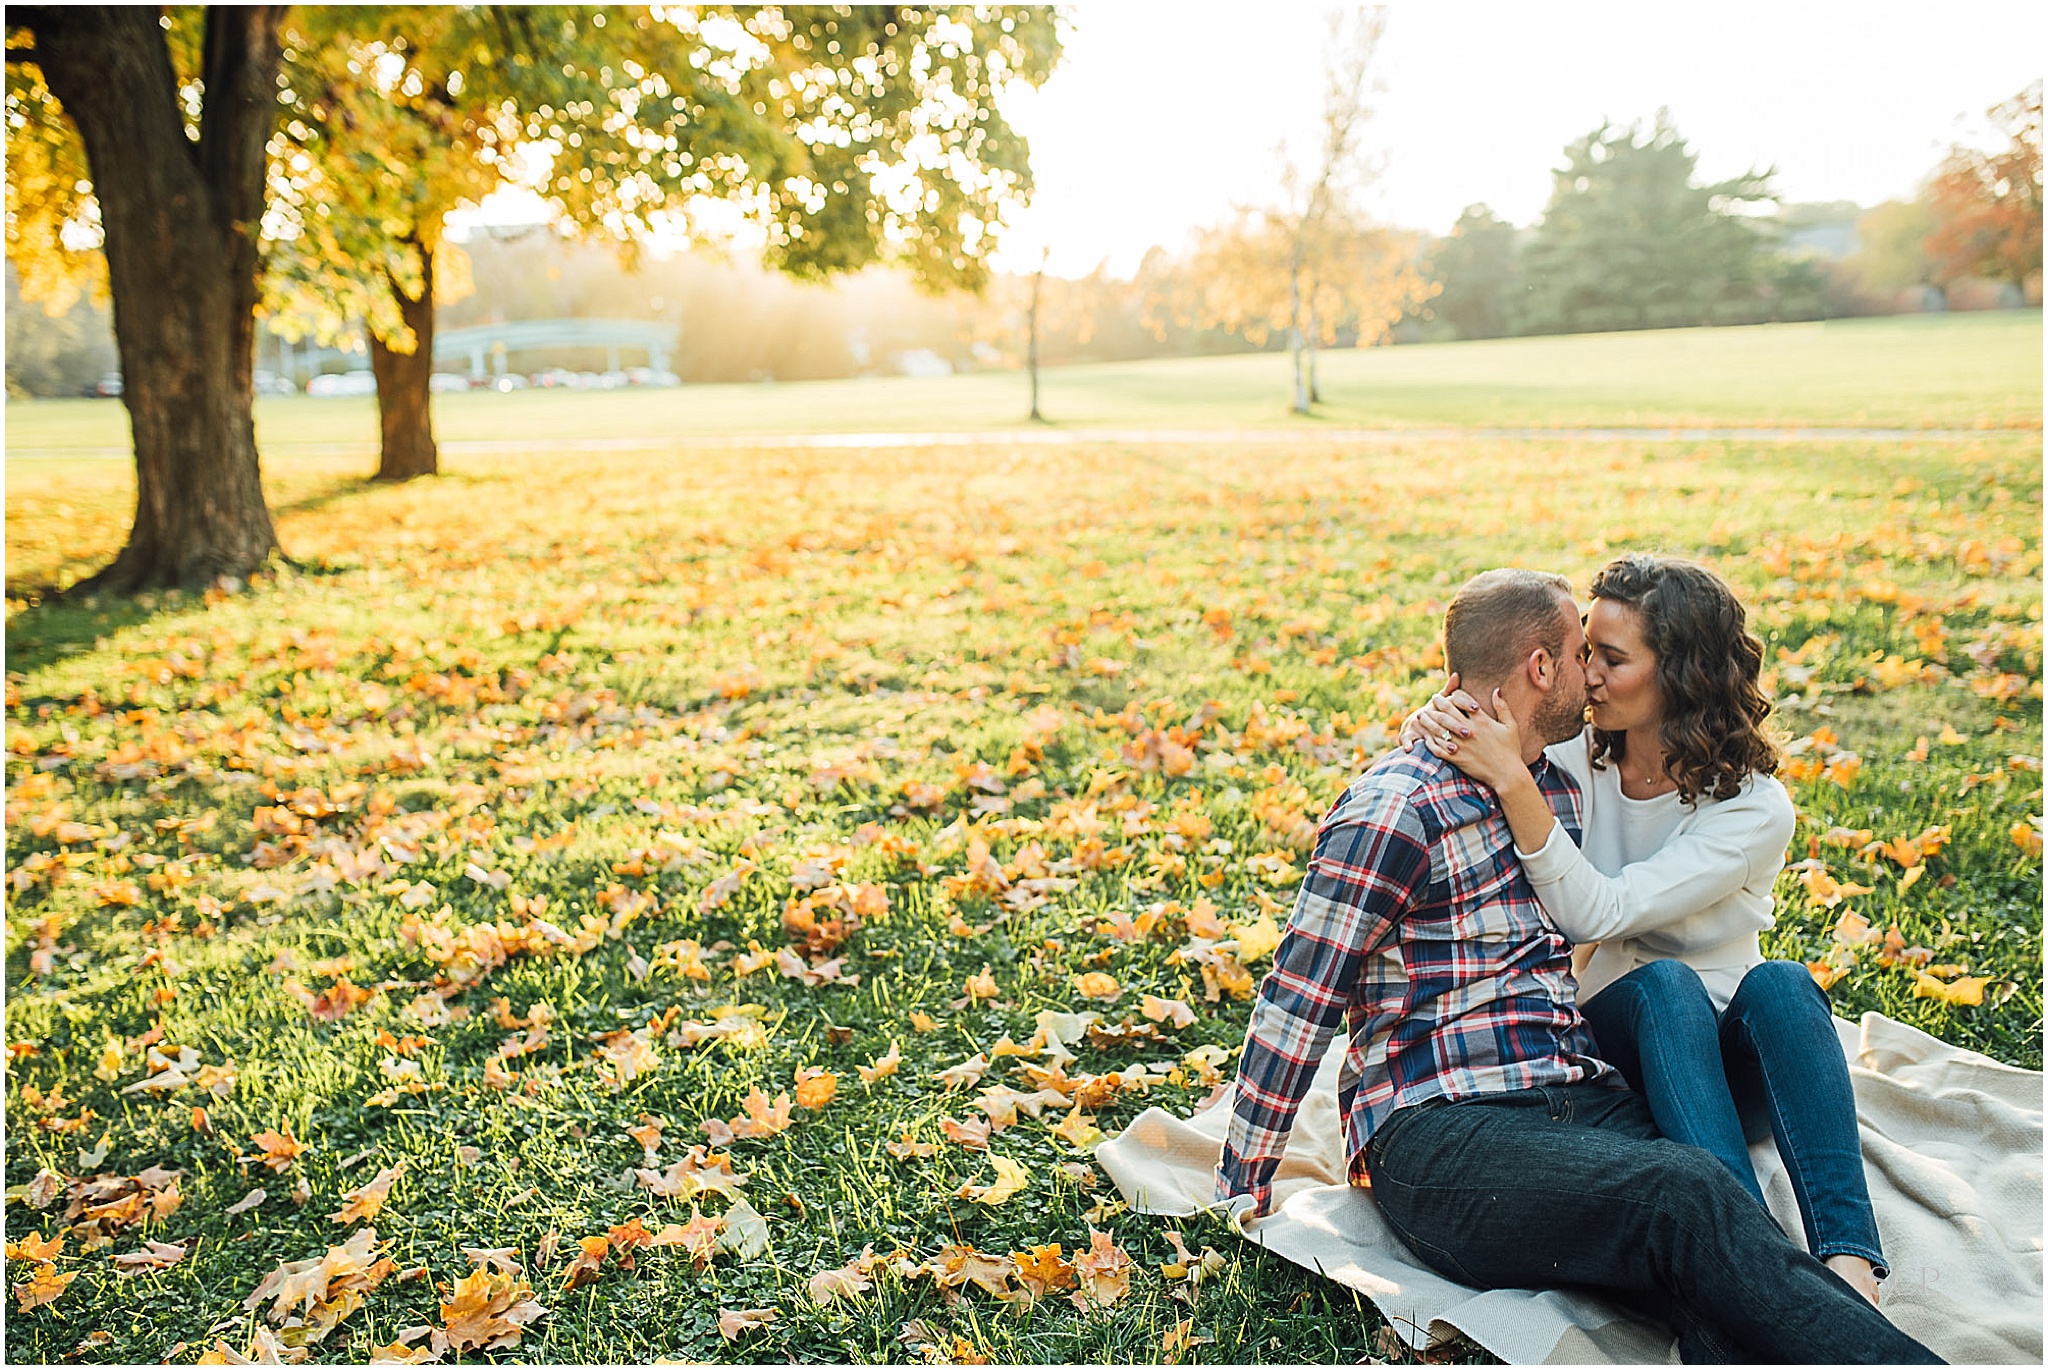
[275,317,680,381]
[436,318,680,377]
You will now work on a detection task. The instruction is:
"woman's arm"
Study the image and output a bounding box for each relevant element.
[1417,688,1568,858]
[1517,786,1796,947]
[1420,696,1797,947]
[1399,675,1480,748]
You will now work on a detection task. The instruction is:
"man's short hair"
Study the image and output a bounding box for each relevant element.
[1442,569,1576,684]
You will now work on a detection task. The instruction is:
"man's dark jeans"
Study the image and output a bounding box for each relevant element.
[1365,1084,1942,1364]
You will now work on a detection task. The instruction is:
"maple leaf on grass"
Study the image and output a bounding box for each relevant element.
[1070,1228,1134,1311]
[1140,994,1197,1029]
[561,1234,609,1289]
[1051,1108,1106,1152]
[198,1324,306,1364]
[858,1041,903,1085]
[924,1244,1020,1299]
[637,1146,750,1201]
[13,1261,75,1312]
[715,1196,772,1260]
[625,1115,663,1161]
[606,1217,656,1253]
[1012,1243,1078,1299]
[367,1334,440,1365]
[794,1065,838,1110]
[329,1164,402,1224]
[1162,1316,1213,1362]
[1161,1229,1229,1284]
[1913,971,1989,1006]
[706,1087,794,1144]
[953,964,1000,1009]
[243,1227,394,1326]
[431,1269,547,1356]
[958,1155,1031,1205]
[5,1232,63,1261]
[808,1251,875,1305]
[940,1116,992,1150]
[462,1246,522,1275]
[672,1206,726,1268]
[249,1126,307,1172]
[226,1188,267,1216]
[112,1237,192,1272]
[718,1307,778,1341]
[936,1052,992,1091]
[1073,971,1121,1000]
[888,1132,940,1160]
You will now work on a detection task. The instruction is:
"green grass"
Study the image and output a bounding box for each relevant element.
[5,312,2041,461]
[3,356,2041,1362]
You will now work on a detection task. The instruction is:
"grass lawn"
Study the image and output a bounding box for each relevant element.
[4,312,2041,461]
[2,320,2042,1363]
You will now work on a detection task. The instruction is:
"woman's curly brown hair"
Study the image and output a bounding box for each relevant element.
[1588,554,1779,804]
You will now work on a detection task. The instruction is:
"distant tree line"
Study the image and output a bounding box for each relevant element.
[9,59,2038,422]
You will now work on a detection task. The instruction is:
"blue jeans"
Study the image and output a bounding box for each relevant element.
[1580,958,1888,1275]
[1367,1085,1938,1363]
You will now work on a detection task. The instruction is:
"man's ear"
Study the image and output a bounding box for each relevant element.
[1525,646,1555,691]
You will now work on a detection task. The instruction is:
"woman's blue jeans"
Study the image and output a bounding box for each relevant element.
[1580,958,1888,1275]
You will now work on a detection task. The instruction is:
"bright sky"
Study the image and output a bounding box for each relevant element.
[993,2,2046,276]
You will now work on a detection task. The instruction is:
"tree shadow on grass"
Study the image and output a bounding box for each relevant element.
[4,471,411,676]
[5,591,178,679]
[7,467,515,675]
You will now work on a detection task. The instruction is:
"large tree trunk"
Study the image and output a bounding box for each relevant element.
[368,245,440,480]
[25,7,285,592]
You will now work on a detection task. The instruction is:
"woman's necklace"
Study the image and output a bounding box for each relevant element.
[1618,748,1678,800]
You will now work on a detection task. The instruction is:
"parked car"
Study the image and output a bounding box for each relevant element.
[892,349,953,378]
[93,372,124,397]
[530,367,578,389]
[253,369,295,395]
[489,374,529,392]
[429,373,474,393]
[625,367,682,388]
[306,371,376,396]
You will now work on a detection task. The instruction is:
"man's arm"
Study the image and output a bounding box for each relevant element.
[1216,793,1429,1215]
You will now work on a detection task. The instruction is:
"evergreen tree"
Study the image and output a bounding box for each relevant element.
[1425,204,1518,340]
[1518,111,1777,335]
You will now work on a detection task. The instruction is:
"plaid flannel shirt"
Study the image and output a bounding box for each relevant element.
[1217,741,1619,1215]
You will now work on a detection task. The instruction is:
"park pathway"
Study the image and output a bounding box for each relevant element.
[7,425,2026,462]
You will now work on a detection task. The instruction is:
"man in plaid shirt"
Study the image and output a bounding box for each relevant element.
[1217,569,1937,1364]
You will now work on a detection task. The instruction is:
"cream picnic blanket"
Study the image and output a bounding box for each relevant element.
[1097,1012,2042,1364]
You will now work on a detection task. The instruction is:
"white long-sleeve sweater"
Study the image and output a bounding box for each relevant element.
[1518,730,1797,1012]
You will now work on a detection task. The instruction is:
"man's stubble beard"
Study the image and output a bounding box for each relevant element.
[1531,681,1589,747]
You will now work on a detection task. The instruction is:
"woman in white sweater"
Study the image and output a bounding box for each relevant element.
[1406,553,1886,1305]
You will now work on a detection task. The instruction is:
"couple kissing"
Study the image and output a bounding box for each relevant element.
[1215,555,1941,1364]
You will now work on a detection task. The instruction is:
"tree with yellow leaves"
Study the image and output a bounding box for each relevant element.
[1142,9,1431,413]
[6,6,1062,585]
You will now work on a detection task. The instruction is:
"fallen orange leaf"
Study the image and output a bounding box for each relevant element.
[793,1066,838,1111]
[1912,972,1988,1007]
[717,1307,778,1341]
[561,1235,609,1290]
[328,1165,402,1225]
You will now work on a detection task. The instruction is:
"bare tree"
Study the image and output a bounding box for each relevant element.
[1027,247,1049,423]
[1278,8,1387,414]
